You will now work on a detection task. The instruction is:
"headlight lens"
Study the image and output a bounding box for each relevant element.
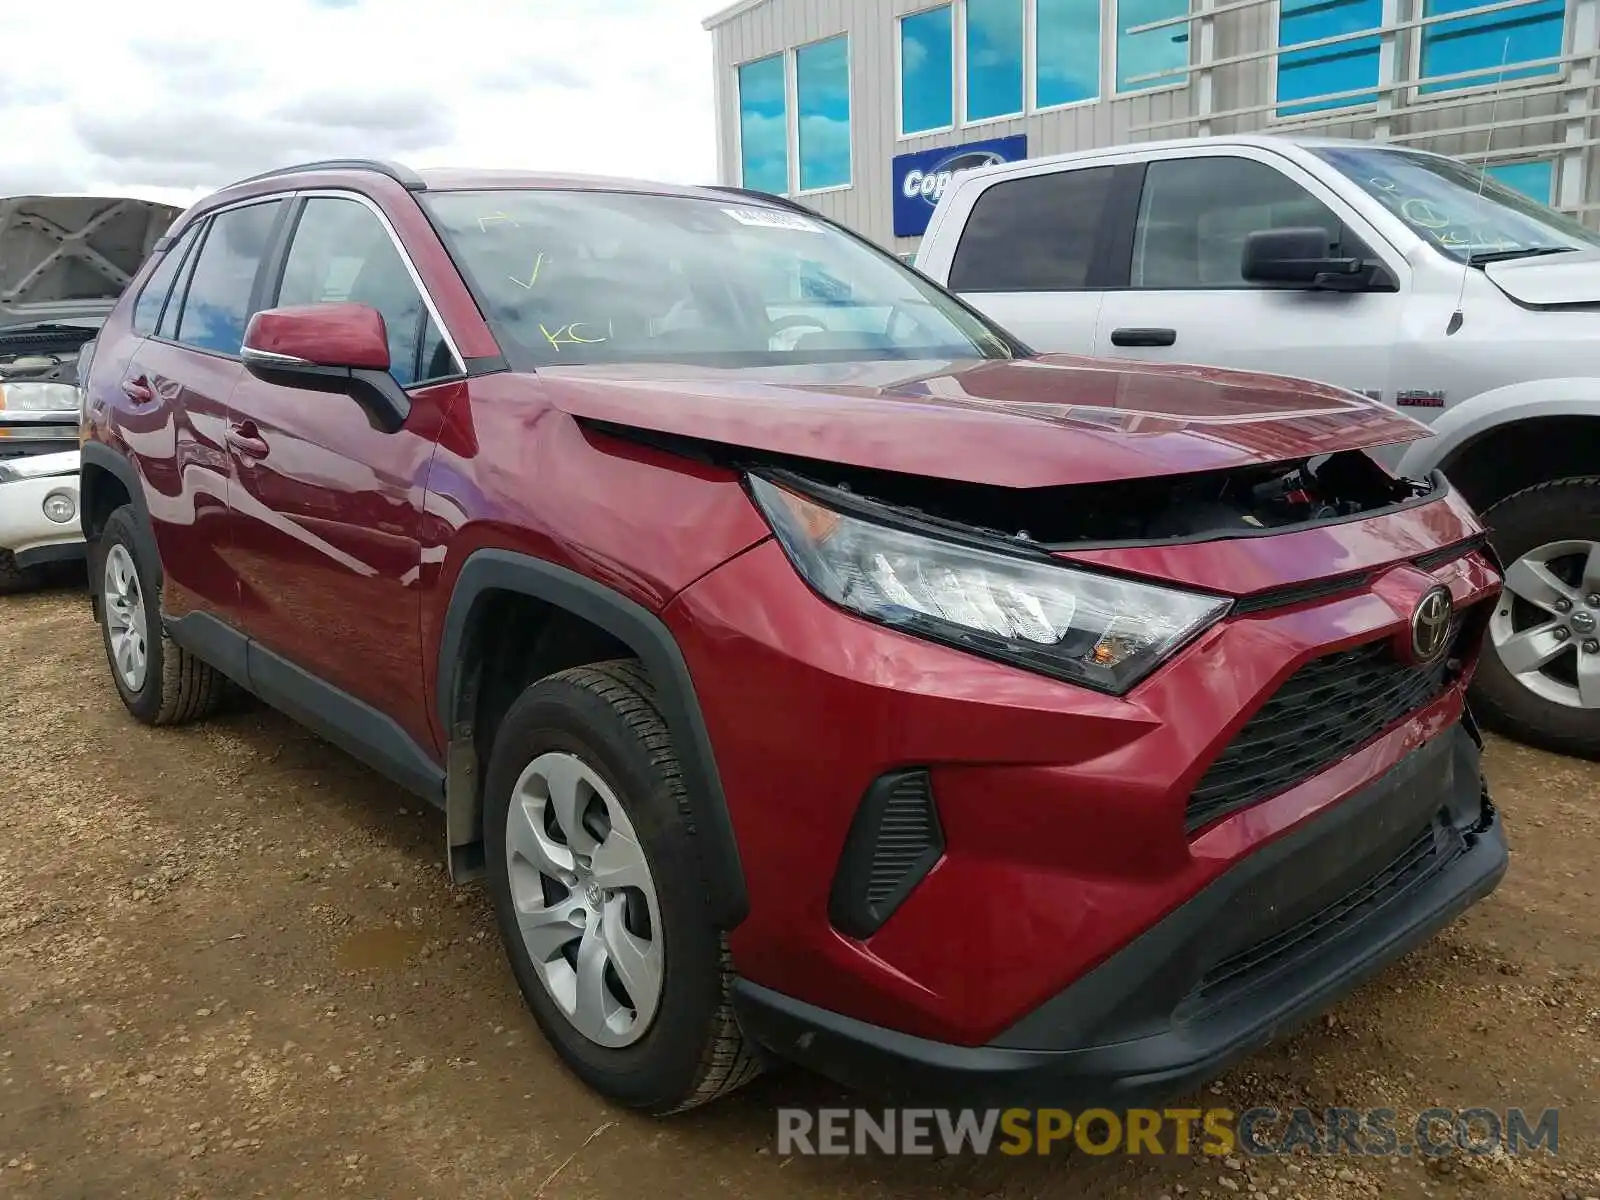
[0,382,81,412]
[750,475,1231,694]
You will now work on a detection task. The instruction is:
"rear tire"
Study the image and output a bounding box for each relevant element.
[1471,477,1600,760]
[93,505,228,726]
[483,659,760,1113]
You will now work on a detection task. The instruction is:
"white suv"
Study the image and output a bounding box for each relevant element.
[915,134,1600,760]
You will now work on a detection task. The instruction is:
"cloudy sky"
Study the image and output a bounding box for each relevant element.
[0,0,720,206]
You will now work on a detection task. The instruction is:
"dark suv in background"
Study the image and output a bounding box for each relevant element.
[80,159,1507,1113]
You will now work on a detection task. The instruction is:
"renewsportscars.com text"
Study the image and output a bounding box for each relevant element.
[776,1106,1560,1158]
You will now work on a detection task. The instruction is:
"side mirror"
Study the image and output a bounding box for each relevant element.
[1241,227,1369,290]
[241,303,409,432]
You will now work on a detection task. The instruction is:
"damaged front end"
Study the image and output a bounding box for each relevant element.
[752,449,1440,552]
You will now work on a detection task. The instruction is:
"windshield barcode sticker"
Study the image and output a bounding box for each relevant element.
[722,206,822,233]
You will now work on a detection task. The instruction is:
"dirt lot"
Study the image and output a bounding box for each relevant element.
[1,583,1597,1200]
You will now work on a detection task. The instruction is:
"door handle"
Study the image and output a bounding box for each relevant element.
[226,420,270,459]
[1110,327,1178,348]
[120,376,154,403]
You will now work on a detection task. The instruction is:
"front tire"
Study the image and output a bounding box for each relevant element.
[483,660,760,1113]
[93,505,228,726]
[1472,477,1600,759]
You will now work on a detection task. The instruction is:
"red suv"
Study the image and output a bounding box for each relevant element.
[80,159,1508,1114]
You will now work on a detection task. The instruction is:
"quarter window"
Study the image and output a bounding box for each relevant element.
[1131,157,1345,289]
[1419,0,1565,94]
[796,36,851,191]
[948,167,1116,291]
[276,197,454,388]
[175,201,283,356]
[738,55,789,193]
[900,6,955,135]
[131,226,200,337]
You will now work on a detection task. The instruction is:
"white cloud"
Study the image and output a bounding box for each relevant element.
[0,0,717,206]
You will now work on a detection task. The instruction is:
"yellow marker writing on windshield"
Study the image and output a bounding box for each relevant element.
[510,253,547,290]
[540,322,608,351]
[478,212,520,230]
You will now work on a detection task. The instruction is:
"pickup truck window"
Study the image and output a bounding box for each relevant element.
[1313,145,1600,261]
[947,166,1116,292]
[423,190,1015,368]
[1132,156,1343,289]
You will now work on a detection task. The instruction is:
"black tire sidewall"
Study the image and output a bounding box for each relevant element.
[1472,480,1600,759]
[93,507,167,723]
[482,673,725,1110]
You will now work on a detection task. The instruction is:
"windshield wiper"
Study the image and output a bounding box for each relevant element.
[1468,246,1580,266]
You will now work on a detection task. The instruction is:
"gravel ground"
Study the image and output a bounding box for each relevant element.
[1,582,1597,1200]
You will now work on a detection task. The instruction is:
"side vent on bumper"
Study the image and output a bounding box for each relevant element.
[828,769,945,940]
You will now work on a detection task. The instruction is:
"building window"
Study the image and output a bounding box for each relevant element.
[901,5,955,135]
[797,36,851,190]
[1035,0,1102,108]
[1115,0,1191,93]
[1276,0,1382,116]
[965,0,1025,121]
[1485,159,1556,203]
[738,54,789,193]
[1419,0,1566,94]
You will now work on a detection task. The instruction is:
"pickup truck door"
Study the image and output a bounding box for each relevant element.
[1090,150,1406,407]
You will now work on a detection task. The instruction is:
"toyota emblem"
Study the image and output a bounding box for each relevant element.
[1411,586,1453,663]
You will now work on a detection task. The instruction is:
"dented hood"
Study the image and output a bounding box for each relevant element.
[538,354,1431,487]
[0,195,181,330]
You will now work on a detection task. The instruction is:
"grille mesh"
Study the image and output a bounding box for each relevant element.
[1187,629,1460,832]
[866,773,940,908]
[1190,822,1449,1005]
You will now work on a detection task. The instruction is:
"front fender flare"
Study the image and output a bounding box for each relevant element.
[1395,379,1600,481]
[435,549,748,928]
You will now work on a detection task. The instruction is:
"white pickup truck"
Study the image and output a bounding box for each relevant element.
[914,134,1600,759]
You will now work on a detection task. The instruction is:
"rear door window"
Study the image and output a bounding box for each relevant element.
[131,226,200,336]
[174,200,284,355]
[948,167,1117,292]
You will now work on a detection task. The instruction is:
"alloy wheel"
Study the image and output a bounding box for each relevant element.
[103,543,149,692]
[1489,539,1600,710]
[504,751,665,1048]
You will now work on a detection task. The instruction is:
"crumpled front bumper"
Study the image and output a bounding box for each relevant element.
[0,449,83,565]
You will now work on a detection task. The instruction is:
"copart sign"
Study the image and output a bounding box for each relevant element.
[891,134,1028,238]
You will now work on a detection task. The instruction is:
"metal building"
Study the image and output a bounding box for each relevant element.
[703,0,1600,256]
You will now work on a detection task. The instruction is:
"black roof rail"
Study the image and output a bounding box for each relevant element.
[703,185,820,216]
[225,158,427,192]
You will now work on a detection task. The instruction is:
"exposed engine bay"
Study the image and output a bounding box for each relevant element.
[0,326,96,387]
[780,449,1439,547]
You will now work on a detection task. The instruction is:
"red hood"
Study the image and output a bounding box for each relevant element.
[535,354,1430,487]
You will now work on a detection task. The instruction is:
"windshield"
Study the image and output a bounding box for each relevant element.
[1312,146,1600,262]
[422,190,1016,369]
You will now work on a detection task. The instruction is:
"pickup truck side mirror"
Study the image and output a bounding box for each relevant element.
[1241,227,1371,291]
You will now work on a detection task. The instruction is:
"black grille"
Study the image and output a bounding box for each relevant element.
[1187,630,1460,832]
[829,769,945,939]
[1188,822,1452,1007]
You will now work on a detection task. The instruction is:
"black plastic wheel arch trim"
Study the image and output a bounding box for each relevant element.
[79,442,163,589]
[434,549,749,928]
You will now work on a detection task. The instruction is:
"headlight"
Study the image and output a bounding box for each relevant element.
[0,382,81,412]
[749,475,1231,694]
